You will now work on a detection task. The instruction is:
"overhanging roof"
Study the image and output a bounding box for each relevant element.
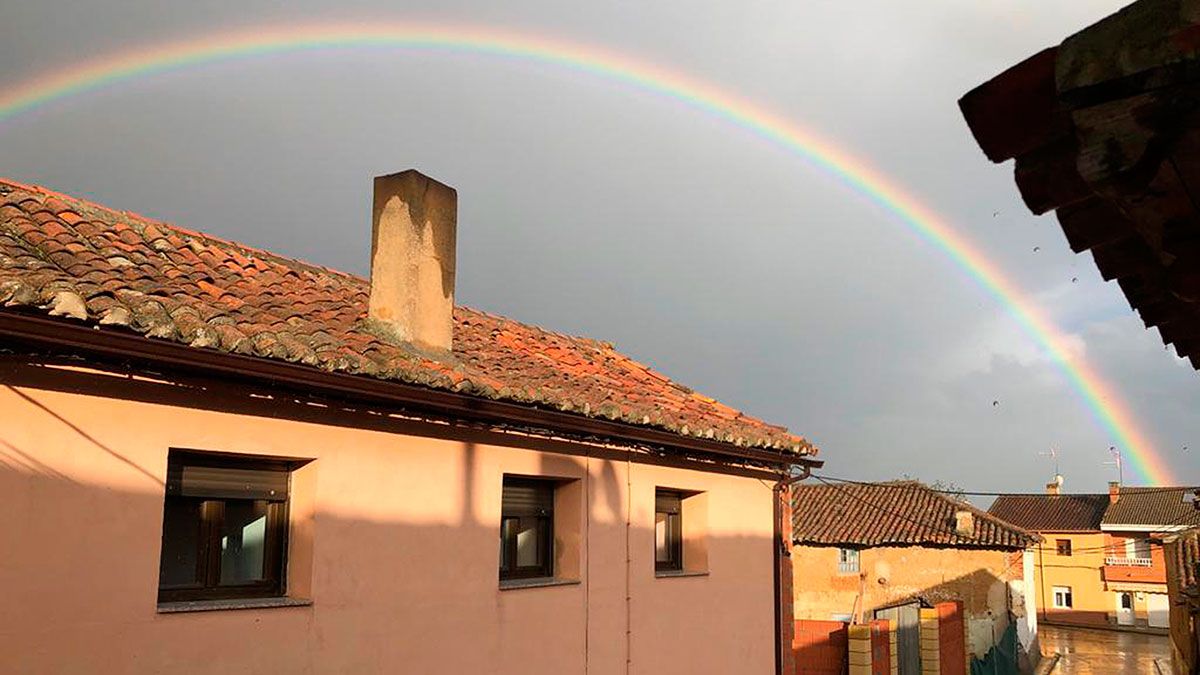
[960,0,1200,370]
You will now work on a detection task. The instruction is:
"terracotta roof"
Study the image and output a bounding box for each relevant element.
[1102,487,1200,529]
[987,494,1108,532]
[791,481,1038,549]
[959,0,1200,370]
[0,178,812,455]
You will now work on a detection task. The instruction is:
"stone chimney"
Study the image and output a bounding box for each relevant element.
[368,170,457,353]
[1109,481,1120,504]
[954,510,974,537]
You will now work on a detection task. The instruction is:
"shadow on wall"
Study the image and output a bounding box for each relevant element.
[0,355,779,674]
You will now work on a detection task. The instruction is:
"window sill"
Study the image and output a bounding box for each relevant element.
[655,569,709,579]
[157,596,312,614]
[499,577,581,591]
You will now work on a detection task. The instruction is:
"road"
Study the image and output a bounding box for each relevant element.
[1040,624,1172,674]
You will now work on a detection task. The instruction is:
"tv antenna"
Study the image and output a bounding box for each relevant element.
[1039,447,1060,477]
[1103,446,1123,485]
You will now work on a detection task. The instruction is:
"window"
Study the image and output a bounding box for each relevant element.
[1056,539,1072,556]
[1120,592,1133,610]
[655,490,683,572]
[499,477,554,581]
[158,451,294,603]
[1053,586,1073,609]
[1126,537,1152,560]
[838,548,860,574]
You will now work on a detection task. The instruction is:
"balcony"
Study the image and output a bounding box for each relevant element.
[1105,557,1153,567]
[1103,556,1164,584]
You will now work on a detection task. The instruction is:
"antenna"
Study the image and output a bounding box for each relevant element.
[1103,446,1123,485]
[1039,447,1060,477]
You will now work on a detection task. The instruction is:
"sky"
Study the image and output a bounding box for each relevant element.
[0,0,1195,496]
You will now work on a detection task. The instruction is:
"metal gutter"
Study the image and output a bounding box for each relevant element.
[0,312,822,471]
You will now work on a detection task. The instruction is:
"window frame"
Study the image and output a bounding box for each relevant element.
[1056,539,1072,556]
[499,476,556,582]
[655,489,684,573]
[157,451,294,604]
[1052,585,1073,609]
[837,548,860,575]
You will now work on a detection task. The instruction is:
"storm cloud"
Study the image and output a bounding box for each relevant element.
[0,0,1193,495]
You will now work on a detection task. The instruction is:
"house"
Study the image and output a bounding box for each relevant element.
[1164,526,1200,674]
[0,171,821,673]
[790,481,1041,673]
[989,479,1200,631]
[959,0,1200,371]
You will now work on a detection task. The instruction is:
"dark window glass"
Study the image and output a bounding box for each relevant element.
[499,477,554,580]
[655,490,683,572]
[1120,593,1133,610]
[157,451,291,602]
[1056,539,1072,556]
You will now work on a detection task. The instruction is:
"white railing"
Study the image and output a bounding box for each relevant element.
[1105,556,1153,567]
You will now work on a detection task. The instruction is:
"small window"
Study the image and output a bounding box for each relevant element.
[499,477,555,581]
[1120,592,1133,610]
[1056,539,1072,556]
[838,548,860,574]
[1053,586,1073,609]
[655,490,683,572]
[158,451,293,603]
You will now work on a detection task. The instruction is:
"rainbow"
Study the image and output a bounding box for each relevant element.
[0,23,1175,485]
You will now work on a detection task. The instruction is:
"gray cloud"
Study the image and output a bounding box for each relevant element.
[0,0,1194,492]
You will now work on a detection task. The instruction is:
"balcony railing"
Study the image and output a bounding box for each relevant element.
[1105,556,1153,567]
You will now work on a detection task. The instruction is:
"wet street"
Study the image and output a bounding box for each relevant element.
[1040,624,1172,674]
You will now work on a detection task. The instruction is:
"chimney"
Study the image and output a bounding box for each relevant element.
[1045,473,1064,495]
[954,510,974,537]
[368,171,457,353]
[1109,481,1120,504]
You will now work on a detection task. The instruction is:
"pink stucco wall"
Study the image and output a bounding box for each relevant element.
[0,356,777,673]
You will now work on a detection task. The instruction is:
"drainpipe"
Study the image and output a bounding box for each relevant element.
[1038,544,1047,624]
[774,464,814,675]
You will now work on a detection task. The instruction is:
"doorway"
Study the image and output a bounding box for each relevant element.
[874,601,921,675]
[1147,593,1169,628]
[1116,592,1135,626]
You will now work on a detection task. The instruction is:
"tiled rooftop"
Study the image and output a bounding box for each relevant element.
[989,488,1200,532]
[0,178,813,454]
[1101,487,1200,529]
[792,481,1038,549]
[987,494,1109,533]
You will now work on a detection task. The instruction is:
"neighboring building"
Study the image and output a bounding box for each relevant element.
[1164,527,1200,674]
[0,173,820,673]
[791,481,1041,673]
[989,479,1200,631]
[960,0,1200,372]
